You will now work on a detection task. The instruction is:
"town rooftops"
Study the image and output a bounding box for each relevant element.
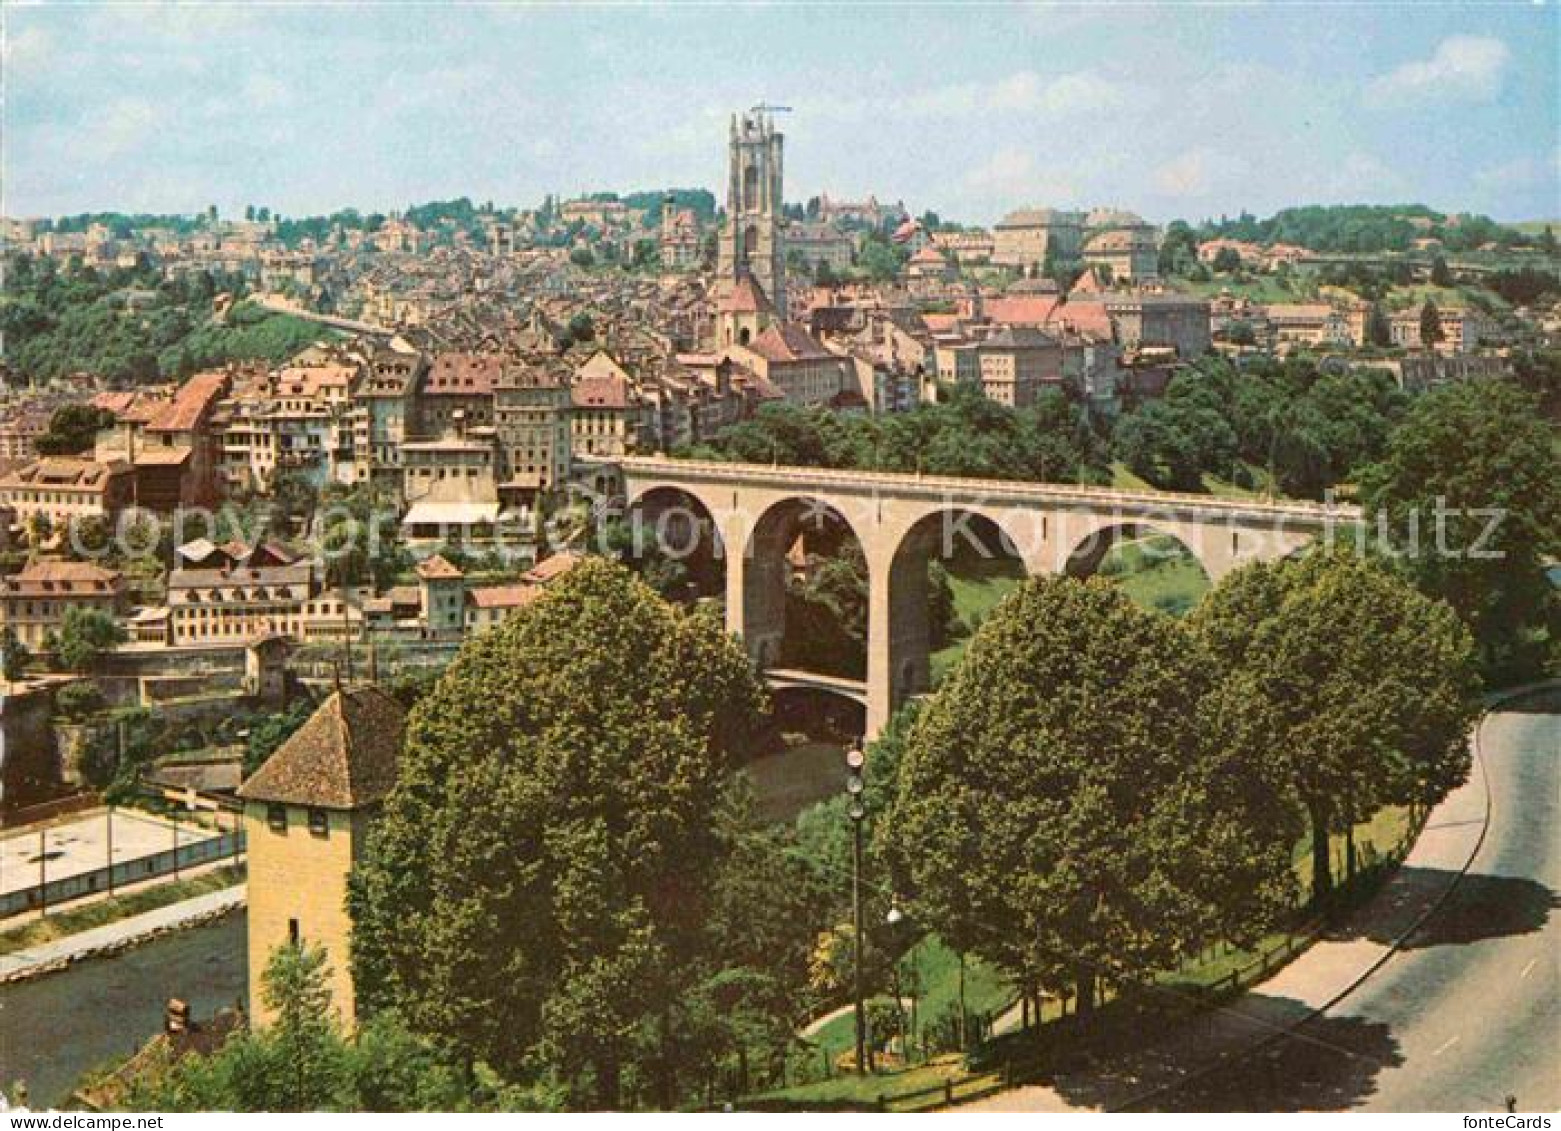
[521,550,584,586]
[3,560,122,595]
[985,296,1062,327]
[0,456,132,489]
[572,374,632,409]
[237,685,406,810]
[746,323,834,363]
[467,583,544,610]
[146,372,228,434]
[982,326,1060,350]
[426,353,502,396]
[995,208,1083,229]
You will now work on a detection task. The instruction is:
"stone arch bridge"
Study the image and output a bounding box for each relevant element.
[602,456,1362,738]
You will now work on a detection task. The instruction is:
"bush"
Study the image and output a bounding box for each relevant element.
[56,680,106,720]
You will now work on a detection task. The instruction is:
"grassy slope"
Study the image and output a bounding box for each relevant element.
[929,527,1213,683]
[764,804,1414,1108]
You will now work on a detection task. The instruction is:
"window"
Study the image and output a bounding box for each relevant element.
[267,803,288,832]
[288,918,300,946]
[308,808,329,838]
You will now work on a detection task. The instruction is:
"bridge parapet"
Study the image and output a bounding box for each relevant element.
[615,455,1362,529]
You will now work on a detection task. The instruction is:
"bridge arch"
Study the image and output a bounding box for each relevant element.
[1063,521,1215,616]
[623,485,728,602]
[742,495,871,678]
[882,507,1034,704]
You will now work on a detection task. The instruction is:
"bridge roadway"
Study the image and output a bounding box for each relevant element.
[614,455,1360,528]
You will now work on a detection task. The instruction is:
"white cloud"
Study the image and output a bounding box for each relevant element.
[1151,148,1249,199]
[961,147,1079,203]
[1366,36,1511,106]
[64,97,162,160]
[1474,156,1551,194]
[2,24,54,76]
[1322,151,1407,200]
[241,74,294,112]
[820,68,1132,124]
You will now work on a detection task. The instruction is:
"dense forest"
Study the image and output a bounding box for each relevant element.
[0,257,331,384]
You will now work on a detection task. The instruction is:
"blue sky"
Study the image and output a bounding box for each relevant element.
[3,2,1557,224]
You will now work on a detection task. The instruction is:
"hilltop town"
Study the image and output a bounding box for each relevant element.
[0,100,1557,1117]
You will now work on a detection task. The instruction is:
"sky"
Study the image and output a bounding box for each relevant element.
[2,1,1557,226]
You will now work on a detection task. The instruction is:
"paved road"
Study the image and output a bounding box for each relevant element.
[0,914,247,1107]
[1146,691,1559,1112]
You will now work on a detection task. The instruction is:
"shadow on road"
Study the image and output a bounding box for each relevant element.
[1135,1009,1405,1112]
[1492,687,1561,715]
[1325,868,1557,951]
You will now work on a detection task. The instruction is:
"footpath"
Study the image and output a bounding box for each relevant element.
[965,699,1498,1112]
[0,886,245,984]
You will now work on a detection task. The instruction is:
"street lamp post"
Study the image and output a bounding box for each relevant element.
[846,744,867,1076]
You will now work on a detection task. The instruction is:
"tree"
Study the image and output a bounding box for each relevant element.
[35,404,115,455]
[1192,551,1480,900]
[263,943,347,1110]
[1158,221,1199,277]
[55,608,126,672]
[1429,254,1452,288]
[886,577,1297,1023]
[569,247,595,269]
[349,560,768,1107]
[1211,246,1243,274]
[1226,320,1257,348]
[118,944,499,1112]
[1361,381,1561,683]
[245,699,316,775]
[1,630,31,687]
[1419,300,1444,348]
[566,311,595,345]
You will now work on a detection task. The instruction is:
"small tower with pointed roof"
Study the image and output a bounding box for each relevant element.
[415,553,466,638]
[236,685,406,1027]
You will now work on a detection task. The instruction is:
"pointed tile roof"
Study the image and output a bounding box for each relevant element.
[415,554,464,581]
[720,273,774,315]
[237,686,406,810]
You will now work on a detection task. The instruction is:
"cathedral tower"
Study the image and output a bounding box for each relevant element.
[716,111,786,319]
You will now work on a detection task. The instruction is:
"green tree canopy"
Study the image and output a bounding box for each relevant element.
[35,404,116,456]
[1361,381,1560,682]
[55,607,127,672]
[886,576,1297,1019]
[1191,550,1480,899]
[349,559,769,1107]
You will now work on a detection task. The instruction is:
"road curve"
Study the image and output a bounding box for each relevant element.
[1147,688,1559,1112]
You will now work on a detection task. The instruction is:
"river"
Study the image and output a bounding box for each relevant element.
[0,913,247,1107]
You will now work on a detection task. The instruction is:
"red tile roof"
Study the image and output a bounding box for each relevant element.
[720,274,775,315]
[522,550,584,585]
[746,323,834,363]
[415,554,464,580]
[237,686,405,810]
[571,375,632,409]
[985,296,1063,327]
[467,583,543,609]
[426,353,502,396]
